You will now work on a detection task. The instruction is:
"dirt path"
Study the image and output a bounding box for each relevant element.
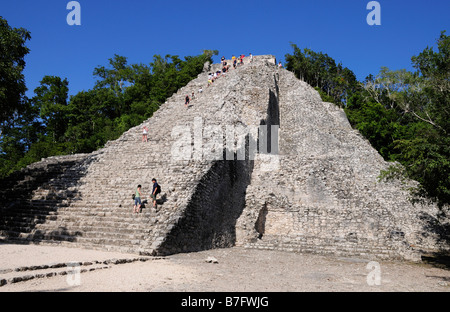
[1,243,449,292]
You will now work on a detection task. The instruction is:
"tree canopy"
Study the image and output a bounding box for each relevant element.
[285,44,359,106]
[0,16,31,126]
[346,31,450,207]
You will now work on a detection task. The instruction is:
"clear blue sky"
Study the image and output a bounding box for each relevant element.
[1,0,449,97]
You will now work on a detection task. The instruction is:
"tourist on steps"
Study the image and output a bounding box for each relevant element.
[134,185,142,213]
[142,126,148,143]
[150,178,160,209]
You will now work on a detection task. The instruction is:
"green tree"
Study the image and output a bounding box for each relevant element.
[32,76,70,143]
[285,44,359,106]
[0,17,31,126]
[395,31,450,206]
[93,54,134,95]
[0,98,43,177]
[350,32,450,207]
[345,91,406,160]
[411,30,450,135]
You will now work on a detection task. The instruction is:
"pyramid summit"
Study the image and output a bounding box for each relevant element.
[1,55,448,261]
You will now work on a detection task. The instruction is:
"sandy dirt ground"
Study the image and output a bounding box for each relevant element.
[0,243,449,293]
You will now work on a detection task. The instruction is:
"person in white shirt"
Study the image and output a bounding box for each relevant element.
[142,126,148,142]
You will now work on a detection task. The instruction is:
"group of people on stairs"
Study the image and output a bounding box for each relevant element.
[133,178,161,214]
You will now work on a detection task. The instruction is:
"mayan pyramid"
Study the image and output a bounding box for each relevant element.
[1,55,448,261]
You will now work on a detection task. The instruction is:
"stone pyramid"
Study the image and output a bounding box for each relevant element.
[1,55,447,261]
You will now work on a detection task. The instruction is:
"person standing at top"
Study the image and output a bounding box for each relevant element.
[134,185,142,214]
[185,94,190,108]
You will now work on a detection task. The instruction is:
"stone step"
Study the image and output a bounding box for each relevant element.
[1,237,153,255]
[3,227,153,247]
[0,211,166,228]
[241,235,399,260]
